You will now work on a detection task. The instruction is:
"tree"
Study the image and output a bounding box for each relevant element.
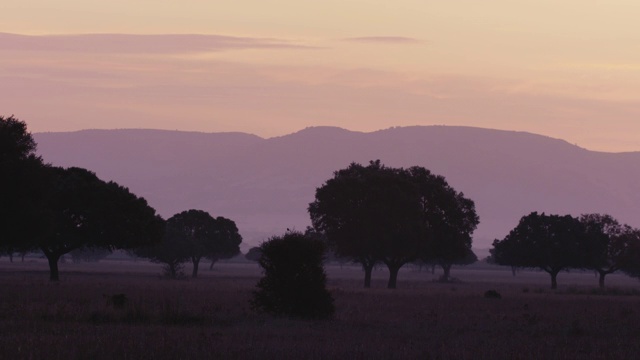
[309,161,426,288]
[204,216,242,272]
[39,166,164,281]
[0,116,50,255]
[135,210,242,278]
[408,166,479,282]
[251,231,334,319]
[579,214,629,288]
[0,115,38,163]
[490,212,589,289]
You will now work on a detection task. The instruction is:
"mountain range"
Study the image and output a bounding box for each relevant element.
[34,126,640,251]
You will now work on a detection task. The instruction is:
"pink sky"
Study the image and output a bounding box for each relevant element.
[1,1,639,152]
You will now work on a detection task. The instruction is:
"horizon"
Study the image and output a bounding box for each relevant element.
[32,124,640,154]
[2,1,640,153]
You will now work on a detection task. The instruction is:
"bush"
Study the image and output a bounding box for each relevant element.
[251,232,334,319]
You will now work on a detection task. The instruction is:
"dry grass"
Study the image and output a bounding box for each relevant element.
[1,259,640,359]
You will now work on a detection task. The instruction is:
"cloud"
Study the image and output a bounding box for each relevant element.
[0,32,308,54]
[343,36,422,44]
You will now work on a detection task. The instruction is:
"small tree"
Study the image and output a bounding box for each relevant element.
[252,232,334,319]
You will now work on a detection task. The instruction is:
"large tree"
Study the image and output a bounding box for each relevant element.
[491,212,589,289]
[309,161,428,289]
[39,166,164,280]
[310,160,479,288]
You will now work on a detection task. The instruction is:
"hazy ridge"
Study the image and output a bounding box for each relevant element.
[34,126,640,250]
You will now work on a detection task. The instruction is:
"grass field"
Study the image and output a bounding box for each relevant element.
[1,258,640,359]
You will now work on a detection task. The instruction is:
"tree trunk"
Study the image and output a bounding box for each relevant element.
[550,271,558,289]
[46,253,62,281]
[209,260,215,270]
[598,271,606,289]
[363,263,374,288]
[21,253,25,262]
[386,264,401,289]
[511,266,517,277]
[8,253,13,263]
[192,257,200,278]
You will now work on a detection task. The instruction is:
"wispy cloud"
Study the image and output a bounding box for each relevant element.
[0,32,308,54]
[343,36,422,44]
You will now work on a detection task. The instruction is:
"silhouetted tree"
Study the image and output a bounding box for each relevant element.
[251,231,334,319]
[39,166,164,281]
[579,214,633,288]
[309,161,426,288]
[136,210,241,278]
[204,216,242,272]
[491,212,589,289]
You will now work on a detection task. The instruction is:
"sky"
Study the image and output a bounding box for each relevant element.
[1,1,639,152]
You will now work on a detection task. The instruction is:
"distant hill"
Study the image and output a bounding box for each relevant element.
[34,126,640,250]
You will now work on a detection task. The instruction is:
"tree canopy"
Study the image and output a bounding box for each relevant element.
[135,210,241,278]
[39,166,165,280]
[309,160,478,288]
[490,212,589,289]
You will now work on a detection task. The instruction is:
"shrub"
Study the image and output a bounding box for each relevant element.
[251,232,334,319]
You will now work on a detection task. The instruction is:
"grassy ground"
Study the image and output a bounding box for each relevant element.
[1,259,640,359]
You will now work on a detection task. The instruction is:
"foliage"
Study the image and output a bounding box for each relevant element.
[135,210,241,278]
[252,231,334,319]
[580,214,640,287]
[0,115,50,254]
[0,115,38,163]
[204,216,242,272]
[491,212,589,289]
[37,166,165,280]
[309,160,478,288]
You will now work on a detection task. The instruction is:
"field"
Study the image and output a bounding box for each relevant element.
[1,258,640,359]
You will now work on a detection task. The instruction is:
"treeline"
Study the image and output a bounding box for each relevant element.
[4,115,640,295]
[0,116,241,280]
